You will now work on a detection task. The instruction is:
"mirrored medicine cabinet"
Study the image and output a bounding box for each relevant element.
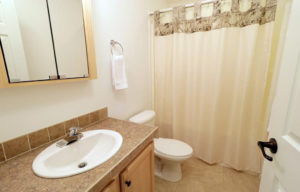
[0,0,96,88]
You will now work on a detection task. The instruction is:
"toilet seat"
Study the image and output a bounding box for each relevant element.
[154,138,193,161]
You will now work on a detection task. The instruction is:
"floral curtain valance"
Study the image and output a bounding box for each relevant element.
[154,0,277,36]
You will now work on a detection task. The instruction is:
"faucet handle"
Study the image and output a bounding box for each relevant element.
[69,127,82,136]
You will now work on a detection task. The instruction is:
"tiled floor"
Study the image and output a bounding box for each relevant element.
[155,158,260,192]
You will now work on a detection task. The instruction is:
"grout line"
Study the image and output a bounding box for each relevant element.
[88,113,91,124]
[63,122,67,135]
[46,127,51,142]
[26,134,31,150]
[76,117,80,127]
[1,143,7,161]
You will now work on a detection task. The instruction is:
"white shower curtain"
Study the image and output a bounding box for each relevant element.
[153,0,276,173]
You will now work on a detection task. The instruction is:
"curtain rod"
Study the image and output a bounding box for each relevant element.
[148,0,216,16]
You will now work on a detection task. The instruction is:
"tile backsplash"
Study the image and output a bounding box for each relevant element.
[0,107,108,163]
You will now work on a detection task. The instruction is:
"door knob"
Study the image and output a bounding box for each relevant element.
[258,138,278,161]
[125,180,131,187]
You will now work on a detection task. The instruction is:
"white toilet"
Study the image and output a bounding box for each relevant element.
[129,110,193,182]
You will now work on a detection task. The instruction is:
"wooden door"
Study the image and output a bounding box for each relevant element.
[259,0,300,191]
[120,143,154,192]
[102,177,120,192]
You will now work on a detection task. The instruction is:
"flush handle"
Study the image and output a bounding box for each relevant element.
[257,138,278,162]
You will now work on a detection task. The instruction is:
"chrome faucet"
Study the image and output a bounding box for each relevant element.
[67,127,83,143]
[56,127,83,147]
[69,127,83,137]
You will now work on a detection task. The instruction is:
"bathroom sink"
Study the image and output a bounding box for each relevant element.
[32,130,122,178]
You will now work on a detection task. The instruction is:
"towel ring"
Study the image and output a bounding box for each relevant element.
[110,40,124,55]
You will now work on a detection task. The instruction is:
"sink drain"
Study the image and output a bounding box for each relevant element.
[78,162,87,168]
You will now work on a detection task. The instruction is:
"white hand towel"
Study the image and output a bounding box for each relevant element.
[111,55,128,90]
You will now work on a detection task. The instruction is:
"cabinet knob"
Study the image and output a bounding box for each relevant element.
[125,180,131,187]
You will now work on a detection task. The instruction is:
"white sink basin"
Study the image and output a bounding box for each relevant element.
[32,130,122,178]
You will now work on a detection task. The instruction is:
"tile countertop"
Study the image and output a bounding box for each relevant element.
[0,118,158,192]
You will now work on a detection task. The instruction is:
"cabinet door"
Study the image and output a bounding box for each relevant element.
[102,177,120,192]
[1,0,57,82]
[47,0,89,79]
[120,143,154,192]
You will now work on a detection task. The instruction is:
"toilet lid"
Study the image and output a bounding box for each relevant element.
[154,138,193,157]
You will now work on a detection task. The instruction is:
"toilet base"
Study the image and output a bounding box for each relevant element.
[155,157,182,182]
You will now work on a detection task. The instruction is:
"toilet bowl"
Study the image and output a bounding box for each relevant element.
[129,110,193,182]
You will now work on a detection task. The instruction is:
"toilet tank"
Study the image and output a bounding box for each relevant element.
[129,110,156,126]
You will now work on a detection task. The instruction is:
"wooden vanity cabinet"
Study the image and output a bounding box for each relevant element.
[101,142,154,192]
[120,142,155,192]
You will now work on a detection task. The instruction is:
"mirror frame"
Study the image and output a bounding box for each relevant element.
[0,0,97,88]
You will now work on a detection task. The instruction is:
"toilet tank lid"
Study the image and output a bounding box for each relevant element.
[129,110,156,124]
[154,138,193,157]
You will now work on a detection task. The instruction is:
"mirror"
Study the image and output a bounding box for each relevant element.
[0,0,89,83]
[48,0,89,79]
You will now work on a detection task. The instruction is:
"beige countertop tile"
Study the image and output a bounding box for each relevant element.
[0,118,158,192]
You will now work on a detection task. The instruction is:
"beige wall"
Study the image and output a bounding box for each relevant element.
[166,0,259,9]
[166,0,199,7]
[0,0,167,142]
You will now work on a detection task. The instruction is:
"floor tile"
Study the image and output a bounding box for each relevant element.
[155,158,260,192]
